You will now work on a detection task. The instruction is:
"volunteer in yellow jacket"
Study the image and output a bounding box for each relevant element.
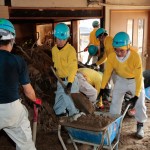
[52,23,80,117]
[77,68,103,103]
[84,20,100,65]
[99,32,147,139]
[92,28,114,67]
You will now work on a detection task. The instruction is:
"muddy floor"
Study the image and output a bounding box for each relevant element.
[0,100,150,150]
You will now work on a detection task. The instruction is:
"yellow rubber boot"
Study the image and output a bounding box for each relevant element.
[97,97,104,109]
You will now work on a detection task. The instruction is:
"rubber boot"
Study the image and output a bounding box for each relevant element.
[136,122,144,139]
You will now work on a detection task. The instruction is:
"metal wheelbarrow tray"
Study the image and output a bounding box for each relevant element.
[58,105,130,150]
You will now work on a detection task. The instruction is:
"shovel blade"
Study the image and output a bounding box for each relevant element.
[71,93,95,114]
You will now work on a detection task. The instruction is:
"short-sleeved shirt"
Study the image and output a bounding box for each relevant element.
[0,50,30,104]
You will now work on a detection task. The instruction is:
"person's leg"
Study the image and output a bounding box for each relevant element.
[2,100,36,150]
[128,79,147,138]
[128,80,147,123]
[77,73,97,103]
[80,81,97,103]
[110,76,127,115]
[53,77,79,116]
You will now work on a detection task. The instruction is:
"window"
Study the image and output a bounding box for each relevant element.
[127,19,133,45]
[138,19,144,52]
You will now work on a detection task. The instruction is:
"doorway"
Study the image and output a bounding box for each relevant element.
[110,10,149,70]
[78,19,100,64]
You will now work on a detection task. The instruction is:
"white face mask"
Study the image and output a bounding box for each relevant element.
[118,57,124,59]
[0,29,15,40]
[116,50,130,62]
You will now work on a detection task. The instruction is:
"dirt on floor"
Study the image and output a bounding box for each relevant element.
[0,100,150,150]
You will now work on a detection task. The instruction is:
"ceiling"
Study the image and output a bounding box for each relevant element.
[9,7,103,23]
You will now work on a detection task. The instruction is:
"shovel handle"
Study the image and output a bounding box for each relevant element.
[122,103,131,119]
[33,104,38,143]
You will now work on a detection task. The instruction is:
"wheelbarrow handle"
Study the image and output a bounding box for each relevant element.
[122,103,131,119]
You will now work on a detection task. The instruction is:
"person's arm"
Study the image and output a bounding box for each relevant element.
[22,83,36,102]
[134,54,143,97]
[96,52,107,65]
[67,47,78,83]
[85,55,92,65]
[17,56,42,105]
[100,57,114,89]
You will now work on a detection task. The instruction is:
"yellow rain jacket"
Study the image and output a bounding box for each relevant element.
[52,43,78,83]
[96,36,114,65]
[78,68,103,94]
[101,47,142,97]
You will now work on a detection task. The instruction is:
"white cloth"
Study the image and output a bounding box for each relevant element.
[77,73,97,103]
[0,100,36,150]
[110,75,147,123]
[0,29,15,40]
[53,76,79,116]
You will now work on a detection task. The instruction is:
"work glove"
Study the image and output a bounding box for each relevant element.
[34,98,42,107]
[99,89,106,98]
[127,96,138,109]
[84,47,88,52]
[91,63,97,67]
[90,63,97,69]
[84,63,91,68]
[65,82,72,94]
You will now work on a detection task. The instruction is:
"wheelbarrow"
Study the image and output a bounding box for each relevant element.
[58,104,130,150]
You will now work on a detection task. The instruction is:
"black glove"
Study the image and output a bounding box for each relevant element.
[99,89,105,97]
[84,63,91,68]
[128,96,138,109]
[65,82,72,94]
[91,63,97,67]
[91,63,97,69]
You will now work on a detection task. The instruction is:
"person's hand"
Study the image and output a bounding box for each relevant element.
[127,96,138,109]
[92,63,97,67]
[34,98,42,107]
[84,64,91,68]
[91,63,97,69]
[84,47,88,52]
[65,82,72,94]
[99,89,105,97]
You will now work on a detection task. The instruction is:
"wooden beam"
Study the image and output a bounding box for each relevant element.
[71,21,78,52]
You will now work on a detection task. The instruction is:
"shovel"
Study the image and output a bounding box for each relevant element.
[32,104,38,144]
[51,66,95,114]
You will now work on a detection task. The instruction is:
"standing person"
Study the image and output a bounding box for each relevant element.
[99,31,147,139]
[52,23,80,117]
[85,44,100,70]
[92,28,114,70]
[84,20,100,65]
[0,18,42,150]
